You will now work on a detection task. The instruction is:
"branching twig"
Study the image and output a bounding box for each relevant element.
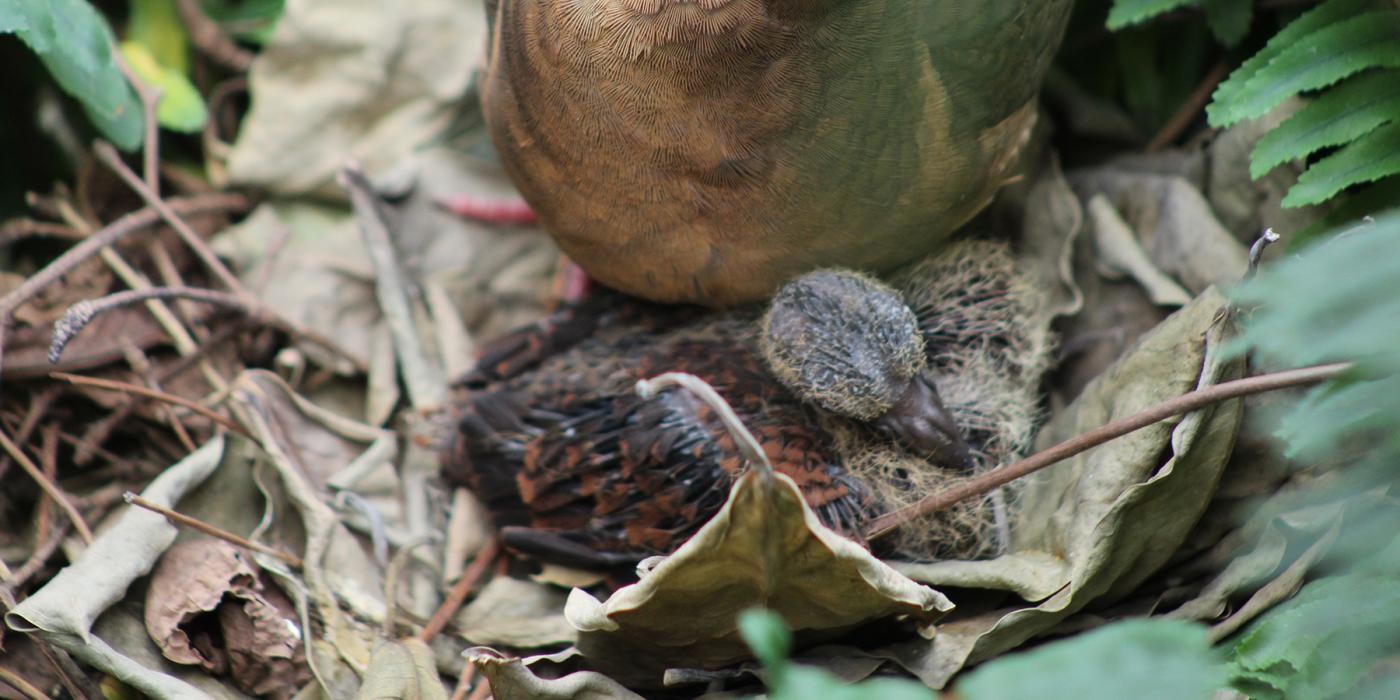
[864,362,1352,540]
[123,493,303,567]
[94,142,249,297]
[176,0,255,71]
[0,427,94,544]
[49,371,251,438]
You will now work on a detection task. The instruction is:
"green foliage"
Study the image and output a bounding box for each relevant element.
[737,609,935,700]
[957,620,1225,700]
[123,0,207,133]
[200,0,285,44]
[1226,551,1400,698]
[1108,0,1400,211]
[1224,215,1400,696]
[1231,213,1400,462]
[1106,0,1252,44]
[0,0,144,150]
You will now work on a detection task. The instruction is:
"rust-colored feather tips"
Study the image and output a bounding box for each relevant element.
[761,270,924,421]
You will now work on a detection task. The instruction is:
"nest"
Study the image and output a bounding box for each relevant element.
[842,241,1055,561]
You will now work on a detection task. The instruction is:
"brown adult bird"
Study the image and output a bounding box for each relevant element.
[481,0,1072,306]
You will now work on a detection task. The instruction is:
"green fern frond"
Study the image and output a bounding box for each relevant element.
[1209,11,1400,128]
[1281,120,1400,207]
[1206,0,1379,125]
[1250,70,1400,179]
[1107,0,1400,212]
[1106,0,1203,31]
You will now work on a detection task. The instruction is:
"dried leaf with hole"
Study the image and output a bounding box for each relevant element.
[145,539,309,698]
[562,467,951,688]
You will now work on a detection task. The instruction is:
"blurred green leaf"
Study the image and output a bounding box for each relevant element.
[199,0,285,44]
[957,620,1225,700]
[1250,69,1400,179]
[119,42,207,133]
[1203,0,1251,46]
[0,0,143,150]
[1106,0,1201,30]
[1228,568,1400,699]
[737,609,791,672]
[127,0,189,73]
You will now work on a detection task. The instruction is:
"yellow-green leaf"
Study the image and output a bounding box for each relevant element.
[120,42,208,133]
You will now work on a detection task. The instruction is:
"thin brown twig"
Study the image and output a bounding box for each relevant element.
[111,48,163,198]
[420,540,500,644]
[0,516,70,592]
[1147,60,1229,153]
[0,193,248,319]
[0,667,51,700]
[0,219,84,242]
[449,665,478,700]
[49,371,251,438]
[93,142,247,296]
[865,362,1352,540]
[466,676,493,700]
[123,493,304,568]
[0,387,60,484]
[0,427,94,544]
[34,425,60,546]
[177,0,255,71]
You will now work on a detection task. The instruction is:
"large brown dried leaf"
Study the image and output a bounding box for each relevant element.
[563,468,951,688]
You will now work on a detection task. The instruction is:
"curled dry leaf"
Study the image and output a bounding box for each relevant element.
[562,467,951,688]
[466,648,644,700]
[145,539,310,699]
[886,287,1244,688]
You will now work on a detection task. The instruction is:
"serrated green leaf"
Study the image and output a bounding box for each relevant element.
[1208,0,1379,126]
[1295,174,1400,243]
[958,620,1225,700]
[6,0,144,150]
[119,42,207,133]
[1227,572,1400,700]
[1251,70,1400,179]
[1211,10,1400,127]
[1204,0,1252,46]
[738,609,935,700]
[1106,0,1202,30]
[1282,120,1400,207]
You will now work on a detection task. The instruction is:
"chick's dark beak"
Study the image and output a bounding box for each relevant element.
[876,375,976,471]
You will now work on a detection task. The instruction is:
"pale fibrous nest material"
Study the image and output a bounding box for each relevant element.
[854,241,1054,560]
[761,270,926,421]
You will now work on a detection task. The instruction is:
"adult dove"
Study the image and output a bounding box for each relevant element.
[482,0,1071,306]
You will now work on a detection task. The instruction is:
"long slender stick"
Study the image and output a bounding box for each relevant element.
[864,362,1350,540]
[50,371,251,438]
[124,493,303,568]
